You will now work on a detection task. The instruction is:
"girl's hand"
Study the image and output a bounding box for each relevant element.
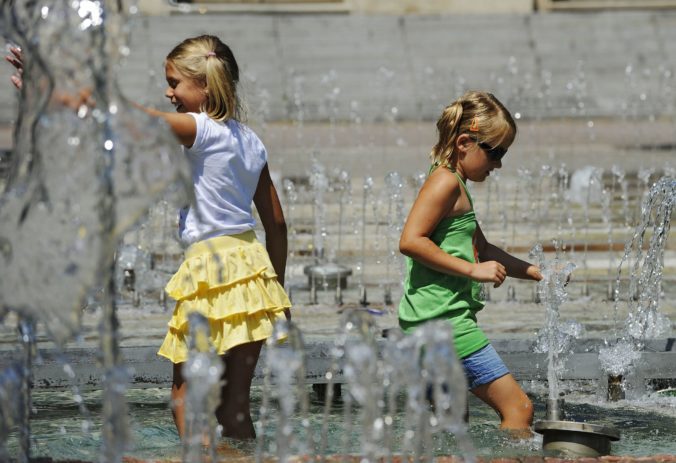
[527,265,543,282]
[54,87,95,111]
[5,46,23,90]
[470,261,507,288]
[5,46,96,111]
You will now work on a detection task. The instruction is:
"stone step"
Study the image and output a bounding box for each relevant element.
[4,338,674,391]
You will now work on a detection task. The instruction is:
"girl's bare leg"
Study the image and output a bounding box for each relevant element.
[171,362,187,437]
[216,340,264,439]
[471,373,533,434]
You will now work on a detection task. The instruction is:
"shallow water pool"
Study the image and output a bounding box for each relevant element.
[6,386,676,461]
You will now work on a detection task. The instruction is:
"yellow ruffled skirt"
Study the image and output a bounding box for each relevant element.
[157,230,291,364]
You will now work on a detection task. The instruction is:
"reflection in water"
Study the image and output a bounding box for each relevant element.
[7,387,676,460]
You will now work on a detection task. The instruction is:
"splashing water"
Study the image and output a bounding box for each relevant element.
[0,1,189,460]
[0,363,23,461]
[181,313,223,462]
[383,171,405,305]
[309,160,329,261]
[358,176,374,306]
[259,310,477,461]
[397,322,476,462]
[256,320,310,463]
[336,310,382,459]
[530,242,579,400]
[600,176,674,380]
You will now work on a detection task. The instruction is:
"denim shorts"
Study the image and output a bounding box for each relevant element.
[461,344,510,390]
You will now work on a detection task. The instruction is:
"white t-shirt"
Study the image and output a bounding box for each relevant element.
[178,112,267,245]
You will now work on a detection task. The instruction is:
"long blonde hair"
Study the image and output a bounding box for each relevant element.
[166,35,242,122]
[431,91,516,169]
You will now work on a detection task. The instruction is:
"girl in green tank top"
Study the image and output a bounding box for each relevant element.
[398,91,543,434]
[400,168,488,358]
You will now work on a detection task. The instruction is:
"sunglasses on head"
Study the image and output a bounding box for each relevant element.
[469,135,508,161]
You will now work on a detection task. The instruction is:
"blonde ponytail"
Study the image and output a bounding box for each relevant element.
[166,35,243,122]
[431,100,464,168]
[430,91,516,169]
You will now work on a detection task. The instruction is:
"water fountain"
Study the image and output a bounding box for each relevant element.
[599,176,675,401]
[527,176,673,457]
[357,176,374,307]
[256,321,310,462]
[254,312,476,462]
[530,243,620,457]
[302,161,353,304]
[181,313,223,462]
[0,1,188,461]
[1,4,676,462]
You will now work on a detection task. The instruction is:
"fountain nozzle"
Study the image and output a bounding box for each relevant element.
[607,374,625,401]
[536,396,621,457]
[546,397,565,421]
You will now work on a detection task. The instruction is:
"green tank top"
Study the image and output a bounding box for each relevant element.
[398,167,488,359]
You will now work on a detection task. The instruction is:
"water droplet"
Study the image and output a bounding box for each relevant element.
[373,417,383,430]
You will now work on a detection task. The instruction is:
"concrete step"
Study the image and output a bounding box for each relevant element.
[3,338,674,391]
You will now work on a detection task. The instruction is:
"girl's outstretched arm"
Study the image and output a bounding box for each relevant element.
[253,164,289,319]
[135,105,197,148]
[474,224,542,281]
[399,169,507,287]
[5,46,95,110]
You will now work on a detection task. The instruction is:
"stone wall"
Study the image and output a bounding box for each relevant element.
[1,11,675,123]
[136,0,533,15]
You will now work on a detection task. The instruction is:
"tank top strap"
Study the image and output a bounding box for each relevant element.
[452,170,475,209]
[429,162,475,209]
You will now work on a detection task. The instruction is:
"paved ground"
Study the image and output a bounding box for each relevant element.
[1,116,674,350]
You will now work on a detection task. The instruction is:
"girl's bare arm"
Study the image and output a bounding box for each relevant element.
[253,164,290,319]
[399,169,507,286]
[135,105,197,148]
[474,225,542,281]
[5,46,96,110]
[6,46,195,146]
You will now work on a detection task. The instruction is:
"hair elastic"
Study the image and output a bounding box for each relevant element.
[469,116,480,132]
[206,51,216,58]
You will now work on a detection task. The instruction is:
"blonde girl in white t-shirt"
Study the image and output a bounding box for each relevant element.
[149,35,291,440]
[6,34,291,441]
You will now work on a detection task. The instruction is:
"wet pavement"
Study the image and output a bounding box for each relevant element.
[0,117,674,351]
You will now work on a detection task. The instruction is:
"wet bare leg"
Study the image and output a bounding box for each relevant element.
[171,362,187,438]
[216,340,264,439]
[471,373,534,437]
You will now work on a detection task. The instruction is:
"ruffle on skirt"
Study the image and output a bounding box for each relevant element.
[157,231,291,364]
